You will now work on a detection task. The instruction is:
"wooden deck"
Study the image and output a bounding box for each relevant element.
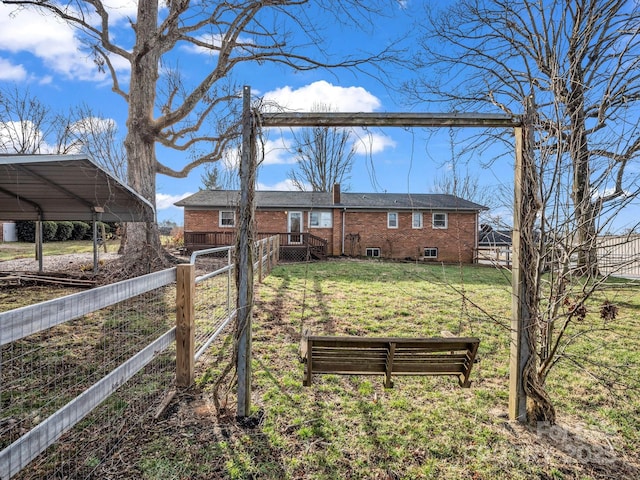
[184,231,327,260]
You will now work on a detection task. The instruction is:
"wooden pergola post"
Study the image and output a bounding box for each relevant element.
[236,86,256,418]
[509,125,529,422]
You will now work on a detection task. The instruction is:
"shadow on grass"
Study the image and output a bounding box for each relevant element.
[535,422,640,479]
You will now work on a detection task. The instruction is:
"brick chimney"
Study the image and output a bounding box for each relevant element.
[332,183,341,204]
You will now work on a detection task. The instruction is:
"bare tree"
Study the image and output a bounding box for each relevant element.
[412,0,640,424]
[430,128,502,214]
[68,103,127,182]
[412,0,640,274]
[0,88,127,180]
[3,0,399,268]
[288,104,357,191]
[0,86,55,154]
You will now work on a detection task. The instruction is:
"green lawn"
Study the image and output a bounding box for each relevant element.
[136,260,639,480]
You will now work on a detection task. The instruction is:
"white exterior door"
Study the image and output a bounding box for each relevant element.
[288,211,302,244]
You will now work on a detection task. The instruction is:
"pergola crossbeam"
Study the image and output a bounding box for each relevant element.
[259,112,520,128]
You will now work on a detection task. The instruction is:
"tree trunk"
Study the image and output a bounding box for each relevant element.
[521,97,556,424]
[122,0,163,271]
[567,43,599,277]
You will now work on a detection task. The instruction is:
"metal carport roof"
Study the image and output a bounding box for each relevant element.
[0,154,154,222]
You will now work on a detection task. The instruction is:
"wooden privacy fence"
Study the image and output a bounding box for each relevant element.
[478,237,640,277]
[597,234,640,278]
[0,236,279,480]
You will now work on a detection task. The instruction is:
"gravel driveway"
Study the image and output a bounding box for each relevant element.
[0,252,121,274]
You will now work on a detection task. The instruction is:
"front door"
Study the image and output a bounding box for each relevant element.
[288,211,302,244]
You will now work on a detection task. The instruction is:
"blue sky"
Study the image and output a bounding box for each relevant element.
[0,1,566,228]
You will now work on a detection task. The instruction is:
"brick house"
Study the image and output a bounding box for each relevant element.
[175,185,486,262]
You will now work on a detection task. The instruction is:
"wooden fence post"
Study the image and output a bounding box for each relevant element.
[176,263,195,388]
[258,240,264,282]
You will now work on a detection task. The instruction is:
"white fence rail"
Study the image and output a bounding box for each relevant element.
[0,236,279,479]
[476,246,512,267]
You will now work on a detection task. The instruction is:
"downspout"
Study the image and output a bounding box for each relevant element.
[341,208,346,255]
[474,212,479,264]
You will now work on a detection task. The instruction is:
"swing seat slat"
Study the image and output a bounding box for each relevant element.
[300,334,479,388]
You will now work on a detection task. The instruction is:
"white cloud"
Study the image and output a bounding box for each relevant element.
[101,0,139,22]
[71,116,118,135]
[219,148,240,171]
[0,120,56,154]
[180,32,256,56]
[219,137,296,172]
[261,138,296,165]
[256,179,301,191]
[180,33,224,55]
[0,57,26,81]
[262,80,381,112]
[157,192,194,210]
[351,129,397,155]
[0,4,127,81]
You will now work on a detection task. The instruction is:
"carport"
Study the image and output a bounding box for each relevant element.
[0,154,154,273]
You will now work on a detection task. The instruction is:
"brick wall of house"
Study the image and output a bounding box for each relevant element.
[184,207,478,262]
[254,210,287,232]
[184,209,217,231]
[342,211,477,263]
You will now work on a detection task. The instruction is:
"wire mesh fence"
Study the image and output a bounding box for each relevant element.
[192,247,236,361]
[0,235,279,480]
[1,280,177,480]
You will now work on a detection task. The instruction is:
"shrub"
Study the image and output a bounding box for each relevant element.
[109,222,121,239]
[82,222,114,241]
[56,221,74,241]
[171,227,184,247]
[98,222,111,236]
[42,221,58,242]
[16,220,36,242]
[71,221,90,240]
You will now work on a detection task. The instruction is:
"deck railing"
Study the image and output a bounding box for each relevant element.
[184,231,328,259]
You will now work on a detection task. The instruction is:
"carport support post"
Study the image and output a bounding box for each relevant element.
[35,219,43,273]
[236,85,255,418]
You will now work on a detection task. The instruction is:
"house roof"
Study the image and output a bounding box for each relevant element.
[175,189,487,212]
[479,229,512,246]
[0,154,155,222]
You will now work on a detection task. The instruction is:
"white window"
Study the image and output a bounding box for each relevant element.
[424,247,438,258]
[432,212,448,229]
[309,211,332,228]
[412,212,423,229]
[219,210,235,228]
[387,212,398,229]
[366,247,381,257]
